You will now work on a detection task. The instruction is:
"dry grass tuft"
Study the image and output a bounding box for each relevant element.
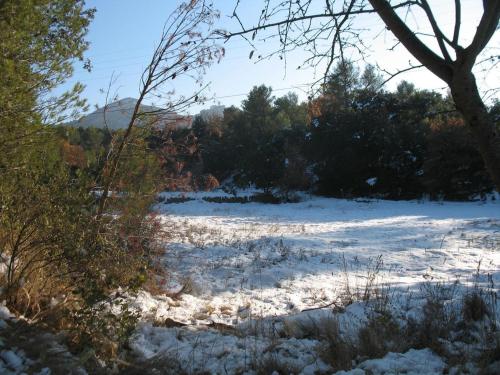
[120,353,188,375]
[317,316,356,372]
[462,291,489,322]
[253,353,303,375]
[357,311,405,360]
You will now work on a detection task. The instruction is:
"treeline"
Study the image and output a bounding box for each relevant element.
[57,63,498,202]
[171,62,498,200]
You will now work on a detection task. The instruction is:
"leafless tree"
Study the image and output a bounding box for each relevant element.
[96,0,224,217]
[221,0,500,190]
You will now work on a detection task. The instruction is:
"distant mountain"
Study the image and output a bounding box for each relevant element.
[197,105,225,121]
[71,98,192,130]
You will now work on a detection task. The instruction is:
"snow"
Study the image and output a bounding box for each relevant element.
[131,322,330,374]
[1,350,25,370]
[0,302,14,320]
[0,304,85,375]
[158,187,262,200]
[404,150,417,162]
[366,177,377,186]
[358,348,446,374]
[337,348,446,374]
[0,305,31,375]
[71,97,191,130]
[128,194,500,373]
[0,349,33,375]
[0,346,53,375]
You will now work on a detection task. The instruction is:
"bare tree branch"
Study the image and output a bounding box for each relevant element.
[223,0,500,188]
[461,0,500,69]
[419,0,452,61]
[368,0,452,83]
[377,62,424,89]
[96,0,224,218]
[452,0,461,48]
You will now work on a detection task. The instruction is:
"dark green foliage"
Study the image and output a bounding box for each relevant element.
[0,0,93,130]
[274,92,309,130]
[304,62,493,199]
[192,109,234,181]
[307,87,430,198]
[202,192,283,204]
[462,292,489,322]
[227,86,282,188]
[187,70,493,199]
[422,117,493,199]
[0,0,165,364]
[196,86,309,192]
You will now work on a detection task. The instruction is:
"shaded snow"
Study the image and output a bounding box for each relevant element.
[0,304,86,375]
[0,348,35,375]
[128,195,500,373]
[131,322,330,374]
[336,348,446,375]
[0,303,14,320]
[149,196,499,323]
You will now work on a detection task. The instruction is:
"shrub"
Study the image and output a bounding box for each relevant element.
[317,316,356,371]
[422,117,493,199]
[358,311,405,359]
[407,288,457,355]
[254,354,303,375]
[195,173,220,191]
[0,127,165,362]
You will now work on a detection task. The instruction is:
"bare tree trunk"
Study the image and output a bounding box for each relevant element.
[450,70,500,191]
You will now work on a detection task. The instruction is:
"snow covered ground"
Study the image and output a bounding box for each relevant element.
[129,194,500,374]
[0,303,89,375]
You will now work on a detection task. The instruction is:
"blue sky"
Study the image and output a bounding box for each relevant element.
[61,0,498,115]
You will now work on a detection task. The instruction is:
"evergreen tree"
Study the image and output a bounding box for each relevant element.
[0,2,164,358]
[0,0,93,132]
[274,92,308,130]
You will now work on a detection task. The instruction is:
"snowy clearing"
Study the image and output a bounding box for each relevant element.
[129,194,500,374]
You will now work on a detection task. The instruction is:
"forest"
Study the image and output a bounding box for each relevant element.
[58,63,498,201]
